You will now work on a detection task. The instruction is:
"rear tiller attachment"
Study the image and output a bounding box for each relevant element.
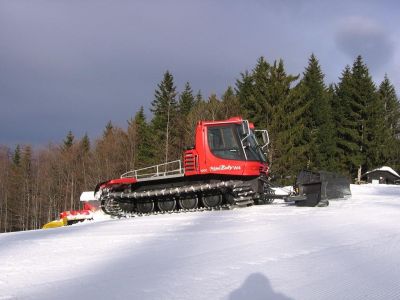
[285,170,351,207]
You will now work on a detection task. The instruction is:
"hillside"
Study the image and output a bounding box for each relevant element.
[1,184,400,300]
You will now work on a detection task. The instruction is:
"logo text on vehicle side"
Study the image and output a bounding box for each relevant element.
[210,165,241,171]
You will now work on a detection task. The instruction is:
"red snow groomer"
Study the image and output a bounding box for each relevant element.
[87,117,349,217]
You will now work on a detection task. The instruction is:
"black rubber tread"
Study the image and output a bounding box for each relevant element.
[178,197,198,210]
[157,199,177,212]
[104,181,255,217]
[100,177,324,218]
[119,203,135,212]
[101,197,123,217]
[201,194,223,208]
[136,201,155,214]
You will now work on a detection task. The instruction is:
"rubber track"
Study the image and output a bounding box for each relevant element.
[102,196,235,218]
[101,180,256,218]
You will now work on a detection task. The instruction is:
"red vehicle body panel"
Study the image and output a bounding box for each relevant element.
[184,117,268,177]
[108,178,137,185]
[103,117,268,188]
[59,209,92,219]
[99,178,137,190]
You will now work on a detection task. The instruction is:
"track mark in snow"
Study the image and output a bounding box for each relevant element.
[1,184,400,300]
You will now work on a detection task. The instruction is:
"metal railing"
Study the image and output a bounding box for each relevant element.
[120,160,184,179]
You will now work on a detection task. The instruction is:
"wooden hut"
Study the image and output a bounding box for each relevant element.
[362,166,400,184]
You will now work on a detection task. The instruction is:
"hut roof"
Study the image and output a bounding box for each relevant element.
[363,166,400,178]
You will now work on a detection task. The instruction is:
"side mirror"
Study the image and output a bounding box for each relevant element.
[255,129,269,149]
[241,120,250,137]
[261,130,269,147]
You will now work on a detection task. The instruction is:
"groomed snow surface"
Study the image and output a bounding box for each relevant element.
[1,184,400,300]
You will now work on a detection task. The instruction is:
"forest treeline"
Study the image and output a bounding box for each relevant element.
[1,54,399,232]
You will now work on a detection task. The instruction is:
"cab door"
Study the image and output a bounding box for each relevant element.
[204,124,246,175]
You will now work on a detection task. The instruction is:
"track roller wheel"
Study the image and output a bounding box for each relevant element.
[119,203,135,213]
[136,201,154,214]
[202,194,222,208]
[157,199,176,212]
[224,193,235,205]
[178,197,198,210]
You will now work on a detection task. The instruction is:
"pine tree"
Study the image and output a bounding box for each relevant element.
[334,56,379,180]
[365,85,391,170]
[12,145,21,166]
[103,121,113,138]
[183,95,209,149]
[268,60,298,108]
[333,66,356,174]
[378,75,400,170]
[179,82,195,116]
[195,90,203,104]
[129,107,154,167]
[175,82,199,155]
[151,71,178,130]
[80,133,91,153]
[236,57,299,181]
[63,131,74,150]
[221,86,241,118]
[21,146,32,177]
[236,57,275,129]
[207,94,223,121]
[379,75,400,136]
[151,71,178,163]
[236,70,258,121]
[264,60,299,180]
[299,54,336,170]
[266,60,298,175]
[318,85,337,171]
[272,83,308,182]
[350,56,378,180]
[252,57,272,128]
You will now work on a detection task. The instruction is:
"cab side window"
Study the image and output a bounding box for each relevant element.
[207,126,244,160]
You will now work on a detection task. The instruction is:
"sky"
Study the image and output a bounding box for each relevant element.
[0,0,399,147]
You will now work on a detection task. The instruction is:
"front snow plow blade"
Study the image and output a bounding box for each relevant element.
[285,170,351,207]
[42,218,67,229]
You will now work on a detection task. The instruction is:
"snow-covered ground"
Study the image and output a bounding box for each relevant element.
[1,184,400,300]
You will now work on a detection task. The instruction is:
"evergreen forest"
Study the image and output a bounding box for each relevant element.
[1,54,399,232]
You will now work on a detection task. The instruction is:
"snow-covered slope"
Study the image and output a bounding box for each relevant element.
[1,184,400,300]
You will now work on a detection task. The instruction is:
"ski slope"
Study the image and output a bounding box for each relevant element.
[1,184,400,300]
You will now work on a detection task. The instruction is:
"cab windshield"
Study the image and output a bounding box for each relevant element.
[244,131,267,162]
[207,125,267,162]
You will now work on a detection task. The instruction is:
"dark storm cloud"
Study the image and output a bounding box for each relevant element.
[335,17,395,72]
[0,0,255,145]
[0,1,398,146]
